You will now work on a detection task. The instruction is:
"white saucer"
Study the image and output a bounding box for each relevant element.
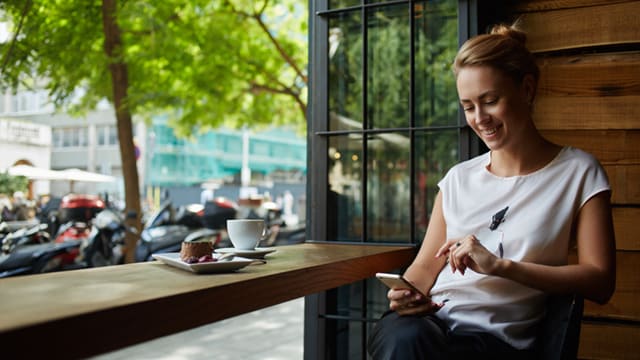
[215,247,276,259]
[152,253,255,274]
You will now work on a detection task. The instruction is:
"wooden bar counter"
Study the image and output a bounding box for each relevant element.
[0,242,415,359]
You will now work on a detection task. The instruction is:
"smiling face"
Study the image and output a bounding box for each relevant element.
[456,66,535,152]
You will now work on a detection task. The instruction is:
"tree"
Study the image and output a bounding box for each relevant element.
[0,172,28,196]
[0,0,308,262]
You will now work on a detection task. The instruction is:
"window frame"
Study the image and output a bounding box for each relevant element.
[304,1,482,359]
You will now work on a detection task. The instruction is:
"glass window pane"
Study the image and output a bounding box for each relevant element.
[367,4,410,129]
[331,284,366,359]
[98,126,106,146]
[329,11,363,131]
[329,0,360,9]
[108,125,118,145]
[328,135,363,241]
[80,127,88,147]
[414,1,459,127]
[367,131,410,242]
[413,129,458,242]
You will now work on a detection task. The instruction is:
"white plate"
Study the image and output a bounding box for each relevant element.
[152,253,255,274]
[215,247,277,259]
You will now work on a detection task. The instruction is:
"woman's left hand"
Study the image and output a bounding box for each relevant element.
[435,235,501,275]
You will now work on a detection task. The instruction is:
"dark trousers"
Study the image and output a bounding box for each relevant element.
[367,311,536,360]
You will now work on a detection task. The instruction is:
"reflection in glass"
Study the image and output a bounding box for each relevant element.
[367,131,411,242]
[329,0,361,9]
[328,135,363,241]
[414,1,459,127]
[329,11,363,131]
[318,1,461,357]
[413,129,458,243]
[367,4,410,129]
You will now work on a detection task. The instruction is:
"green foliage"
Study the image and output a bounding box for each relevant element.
[0,0,308,131]
[325,1,459,240]
[0,172,28,196]
[328,1,457,130]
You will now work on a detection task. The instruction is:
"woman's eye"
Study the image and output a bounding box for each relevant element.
[485,99,498,105]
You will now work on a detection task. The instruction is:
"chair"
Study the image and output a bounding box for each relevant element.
[535,294,584,360]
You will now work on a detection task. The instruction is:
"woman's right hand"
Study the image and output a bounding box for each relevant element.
[388,288,444,316]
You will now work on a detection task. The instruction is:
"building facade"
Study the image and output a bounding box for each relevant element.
[1,89,307,205]
[146,115,306,187]
[0,118,52,196]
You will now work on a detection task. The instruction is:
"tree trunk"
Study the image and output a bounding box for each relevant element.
[101,0,141,263]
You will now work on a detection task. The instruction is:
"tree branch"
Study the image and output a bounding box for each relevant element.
[256,0,269,16]
[249,81,306,118]
[1,0,33,77]
[252,13,307,84]
[225,1,307,85]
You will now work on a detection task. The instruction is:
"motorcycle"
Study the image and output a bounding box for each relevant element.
[0,237,82,278]
[78,207,135,267]
[0,206,131,277]
[51,194,107,266]
[134,200,230,262]
[52,221,91,265]
[1,221,51,254]
[0,219,77,278]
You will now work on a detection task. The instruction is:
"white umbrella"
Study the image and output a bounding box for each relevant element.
[58,168,116,193]
[6,165,68,180]
[59,168,116,183]
[5,165,117,193]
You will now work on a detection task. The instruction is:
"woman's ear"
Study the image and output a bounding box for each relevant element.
[522,74,537,104]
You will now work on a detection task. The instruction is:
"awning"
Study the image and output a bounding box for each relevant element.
[5,165,116,183]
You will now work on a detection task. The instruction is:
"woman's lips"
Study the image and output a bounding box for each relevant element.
[481,124,501,138]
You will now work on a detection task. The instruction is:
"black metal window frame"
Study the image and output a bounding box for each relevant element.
[304,1,481,359]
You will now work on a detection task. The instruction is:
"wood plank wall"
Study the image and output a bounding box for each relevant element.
[509,1,640,358]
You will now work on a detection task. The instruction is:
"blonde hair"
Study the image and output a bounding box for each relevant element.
[453,23,539,84]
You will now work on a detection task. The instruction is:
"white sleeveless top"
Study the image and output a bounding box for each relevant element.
[430,146,610,349]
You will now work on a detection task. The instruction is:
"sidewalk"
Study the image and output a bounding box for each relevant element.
[92,297,305,360]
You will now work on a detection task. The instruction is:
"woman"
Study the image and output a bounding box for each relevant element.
[367,23,616,358]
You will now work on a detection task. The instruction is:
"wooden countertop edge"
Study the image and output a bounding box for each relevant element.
[2,243,416,359]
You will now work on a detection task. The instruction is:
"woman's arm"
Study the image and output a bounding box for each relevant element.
[404,191,448,293]
[387,192,448,315]
[439,191,616,304]
[497,191,615,303]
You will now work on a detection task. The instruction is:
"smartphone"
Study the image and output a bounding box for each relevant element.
[375,272,425,297]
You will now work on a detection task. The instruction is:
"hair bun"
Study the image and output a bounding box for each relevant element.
[489,23,527,46]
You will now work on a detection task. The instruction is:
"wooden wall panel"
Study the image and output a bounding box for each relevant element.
[606,165,640,205]
[510,1,640,358]
[575,252,640,321]
[541,130,640,165]
[613,208,640,251]
[535,96,640,130]
[517,1,640,53]
[579,322,640,359]
[515,0,630,12]
[534,52,640,130]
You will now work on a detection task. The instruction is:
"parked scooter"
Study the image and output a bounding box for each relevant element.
[0,218,77,278]
[135,200,229,262]
[53,194,105,244]
[1,221,51,254]
[78,207,135,267]
[0,238,82,278]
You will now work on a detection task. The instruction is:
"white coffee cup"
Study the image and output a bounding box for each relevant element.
[226,219,266,250]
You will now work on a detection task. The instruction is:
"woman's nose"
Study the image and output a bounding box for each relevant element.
[474,106,490,124]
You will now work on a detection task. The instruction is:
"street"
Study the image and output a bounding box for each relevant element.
[92,297,304,360]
